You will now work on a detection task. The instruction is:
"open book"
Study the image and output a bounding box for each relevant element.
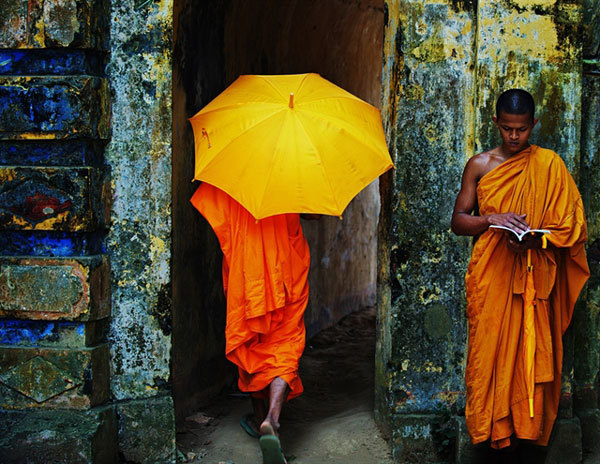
[490,225,551,242]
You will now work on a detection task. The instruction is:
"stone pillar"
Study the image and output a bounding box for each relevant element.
[378,1,476,461]
[105,0,176,462]
[0,1,116,462]
[575,1,600,462]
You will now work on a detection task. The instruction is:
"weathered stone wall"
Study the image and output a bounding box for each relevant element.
[575,0,600,461]
[378,1,598,462]
[378,2,475,460]
[224,0,385,336]
[0,0,118,462]
[105,0,176,461]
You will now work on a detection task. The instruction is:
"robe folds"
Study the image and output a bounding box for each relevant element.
[465,145,589,448]
[191,183,310,399]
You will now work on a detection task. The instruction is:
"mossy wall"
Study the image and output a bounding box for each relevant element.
[105,0,176,461]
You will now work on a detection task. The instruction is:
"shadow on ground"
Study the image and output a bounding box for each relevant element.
[176,306,393,463]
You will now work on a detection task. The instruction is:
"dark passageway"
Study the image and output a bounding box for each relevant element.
[172,2,388,460]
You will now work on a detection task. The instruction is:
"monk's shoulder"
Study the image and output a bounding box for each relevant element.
[532,146,567,171]
[466,149,502,179]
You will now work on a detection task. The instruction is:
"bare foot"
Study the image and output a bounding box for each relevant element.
[259,418,280,437]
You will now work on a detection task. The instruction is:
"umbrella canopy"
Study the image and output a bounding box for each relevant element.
[189,73,393,219]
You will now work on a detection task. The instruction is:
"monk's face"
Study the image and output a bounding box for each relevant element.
[492,111,538,155]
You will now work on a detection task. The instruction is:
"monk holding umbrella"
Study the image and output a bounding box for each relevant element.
[189,73,393,463]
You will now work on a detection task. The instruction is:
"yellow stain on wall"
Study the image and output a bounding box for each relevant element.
[32,16,46,47]
[411,34,466,63]
[512,0,556,8]
[33,211,71,230]
[150,236,166,256]
[419,362,443,373]
[15,133,58,140]
[480,13,561,61]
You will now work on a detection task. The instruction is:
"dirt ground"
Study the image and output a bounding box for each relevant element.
[176,306,393,464]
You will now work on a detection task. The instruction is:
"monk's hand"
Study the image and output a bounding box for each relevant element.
[506,232,528,253]
[487,212,529,235]
[506,232,542,253]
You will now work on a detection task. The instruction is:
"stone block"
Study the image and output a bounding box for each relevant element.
[392,414,450,463]
[0,0,109,50]
[0,167,110,231]
[0,319,107,348]
[576,408,600,460]
[0,404,117,464]
[0,49,104,77]
[0,344,109,410]
[0,255,109,321]
[0,76,110,140]
[0,139,102,166]
[454,416,477,464]
[546,417,583,464]
[117,395,176,464]
[0,231,104,257]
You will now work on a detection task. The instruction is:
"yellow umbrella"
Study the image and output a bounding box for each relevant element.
[189,73,393,219]
[523,248,537,418]
[523,234,547,418]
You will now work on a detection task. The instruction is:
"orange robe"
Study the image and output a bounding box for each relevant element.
[191,183,310,399]
[465,145,589,448]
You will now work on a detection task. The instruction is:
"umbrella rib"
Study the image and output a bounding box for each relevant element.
[298,107,389,161]
[196,109,289,177]
[299,94,367,106]
[190,101,282,120]
[253,120,290,216]
[294,73,312,99]
[259,77,292,104]
[293,115,341,213]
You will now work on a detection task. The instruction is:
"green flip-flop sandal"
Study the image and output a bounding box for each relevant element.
[239,414,260,439]
[259,434,286,464]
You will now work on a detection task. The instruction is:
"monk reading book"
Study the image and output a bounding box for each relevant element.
[191,182,317,464]
[451,89,589,462]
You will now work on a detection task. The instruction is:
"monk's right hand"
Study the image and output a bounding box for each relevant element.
[487,212,529,234]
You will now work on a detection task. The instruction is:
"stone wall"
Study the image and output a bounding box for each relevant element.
[0,0,177,462]
[575,0,600,461]
[0,0,117,462]
[106,0,176,461]
[378,1,600,462]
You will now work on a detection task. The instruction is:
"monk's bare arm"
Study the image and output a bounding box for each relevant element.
[451,155,529,236]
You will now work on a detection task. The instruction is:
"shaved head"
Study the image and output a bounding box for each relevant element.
[496,89,535,122]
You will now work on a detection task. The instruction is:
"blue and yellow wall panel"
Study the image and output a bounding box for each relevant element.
[0,0,116,461]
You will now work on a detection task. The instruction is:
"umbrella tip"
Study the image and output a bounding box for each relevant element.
[529,398,534,418]
[289,93,294,109]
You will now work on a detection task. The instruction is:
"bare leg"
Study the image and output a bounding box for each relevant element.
[251,395,267,425]
[259,377,289,436]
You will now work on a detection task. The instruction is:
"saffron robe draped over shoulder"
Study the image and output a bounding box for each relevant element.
[191,183,310,399]
[465,145,589,448]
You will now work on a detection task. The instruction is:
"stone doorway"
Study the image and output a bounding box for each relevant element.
[172,0,386,426]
